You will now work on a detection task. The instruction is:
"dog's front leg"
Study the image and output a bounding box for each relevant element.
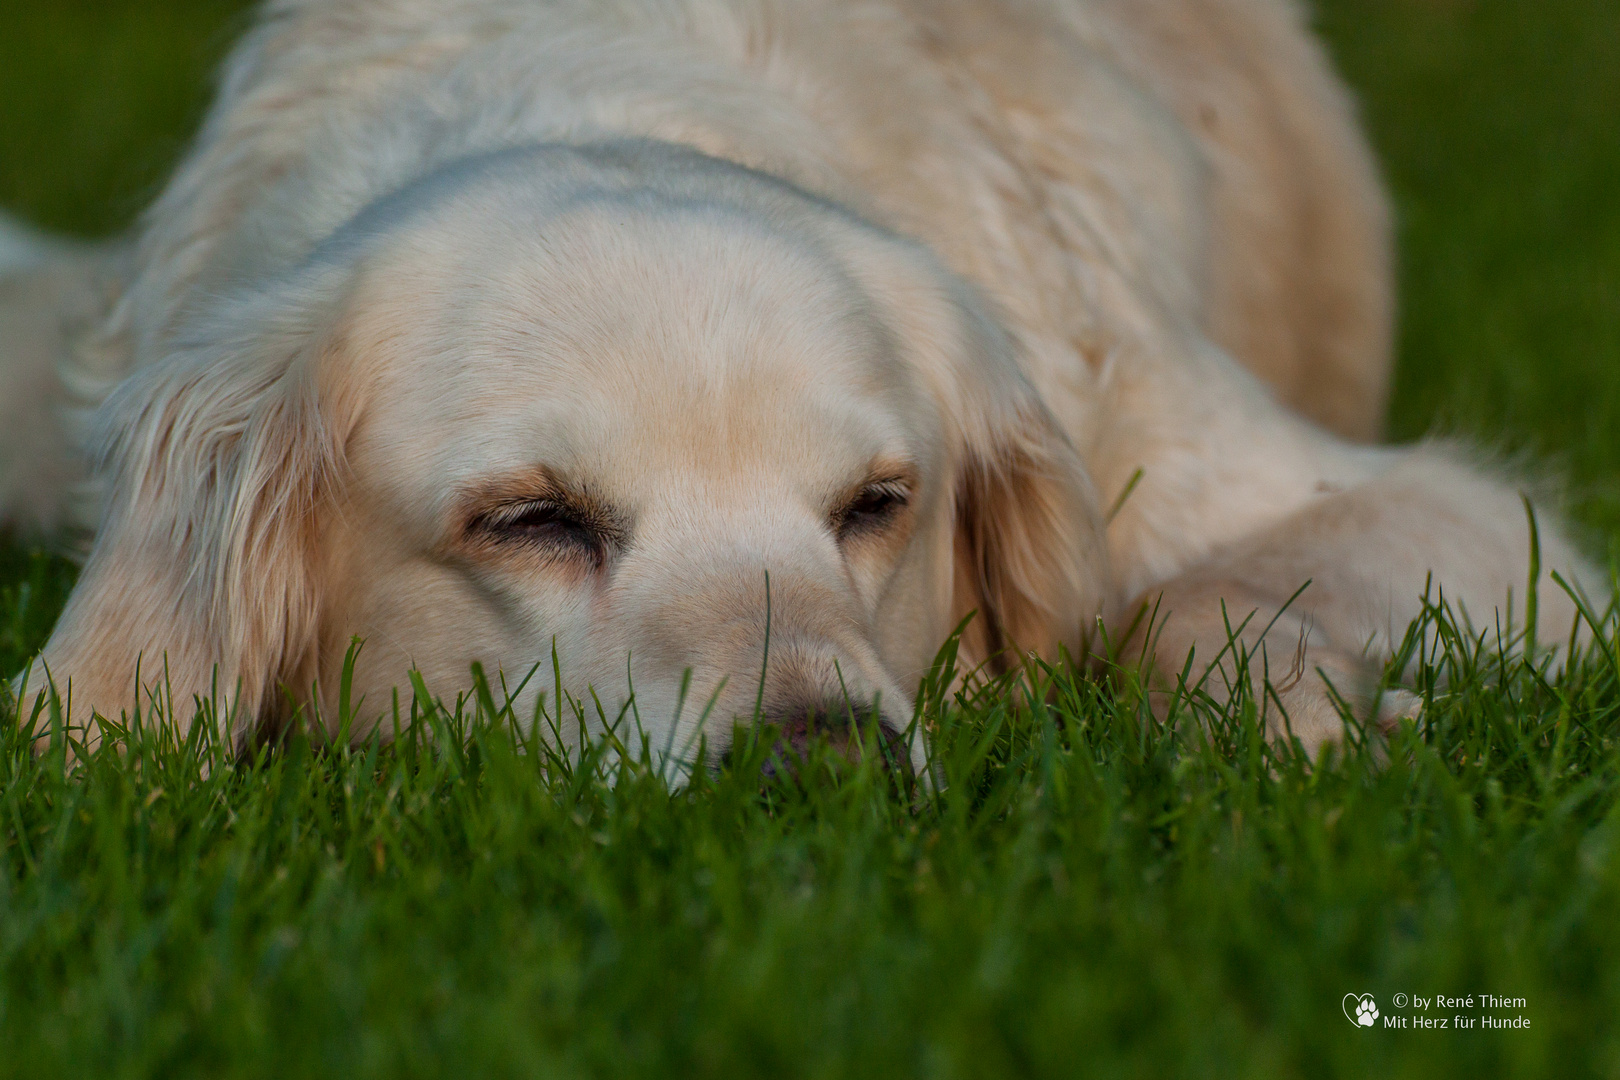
[1120,570,1424,754]
[1116,445,1598,755]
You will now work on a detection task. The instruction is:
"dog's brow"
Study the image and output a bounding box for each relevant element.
[857,459,919,492]
[453,465,570,515]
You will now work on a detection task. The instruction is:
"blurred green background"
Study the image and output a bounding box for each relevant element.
[1317,0,1620,541]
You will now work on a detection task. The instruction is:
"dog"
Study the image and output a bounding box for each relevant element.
[0,0,1598,766]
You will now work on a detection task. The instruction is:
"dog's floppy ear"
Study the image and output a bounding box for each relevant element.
[949,386,1107,672]
[23,267,359,747]
[843,235,1110,672]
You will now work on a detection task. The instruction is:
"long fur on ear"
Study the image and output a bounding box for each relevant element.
[25,263,358,746]
[836,227,1110,673]
[951,398,1107,672]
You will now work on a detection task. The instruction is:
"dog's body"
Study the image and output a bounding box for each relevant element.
[1,0,1597,759]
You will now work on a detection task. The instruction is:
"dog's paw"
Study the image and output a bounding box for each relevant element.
[1267,653,1422,757]
[1372,687,1423,734]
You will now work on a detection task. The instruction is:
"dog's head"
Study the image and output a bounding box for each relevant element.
[25,145,1107,769]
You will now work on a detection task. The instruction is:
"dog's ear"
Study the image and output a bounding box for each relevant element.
[842,235,1110,673]
[22,269,359,748]
[949,389,1107,672]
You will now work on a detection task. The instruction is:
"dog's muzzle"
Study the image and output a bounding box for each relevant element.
[745,700,916,779]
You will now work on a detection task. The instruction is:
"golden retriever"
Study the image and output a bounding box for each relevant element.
[0,0,1598,764]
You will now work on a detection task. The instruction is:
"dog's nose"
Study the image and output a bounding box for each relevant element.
[751,701,912,775]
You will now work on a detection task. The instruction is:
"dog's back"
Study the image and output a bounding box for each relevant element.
[1085,0,1393,439]
[83,3,1388,401]
[1,0,1393,552]
[0,0,1389,549]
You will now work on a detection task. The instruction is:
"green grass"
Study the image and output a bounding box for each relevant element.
[4,602,1620,1078]
[3,1,1620,1076]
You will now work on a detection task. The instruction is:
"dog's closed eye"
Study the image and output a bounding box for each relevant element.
[835,479,911,541]
[470,499,615,566]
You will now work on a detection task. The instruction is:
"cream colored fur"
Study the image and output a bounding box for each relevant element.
[1,0,1598,760]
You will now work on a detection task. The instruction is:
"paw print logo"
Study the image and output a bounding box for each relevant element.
[1341,993,1379,1027]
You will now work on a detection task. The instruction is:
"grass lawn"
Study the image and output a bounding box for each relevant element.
[3,1,1620,1076]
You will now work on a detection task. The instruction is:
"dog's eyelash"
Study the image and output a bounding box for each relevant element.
[473,500,607,561]
[836,480,911,539]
